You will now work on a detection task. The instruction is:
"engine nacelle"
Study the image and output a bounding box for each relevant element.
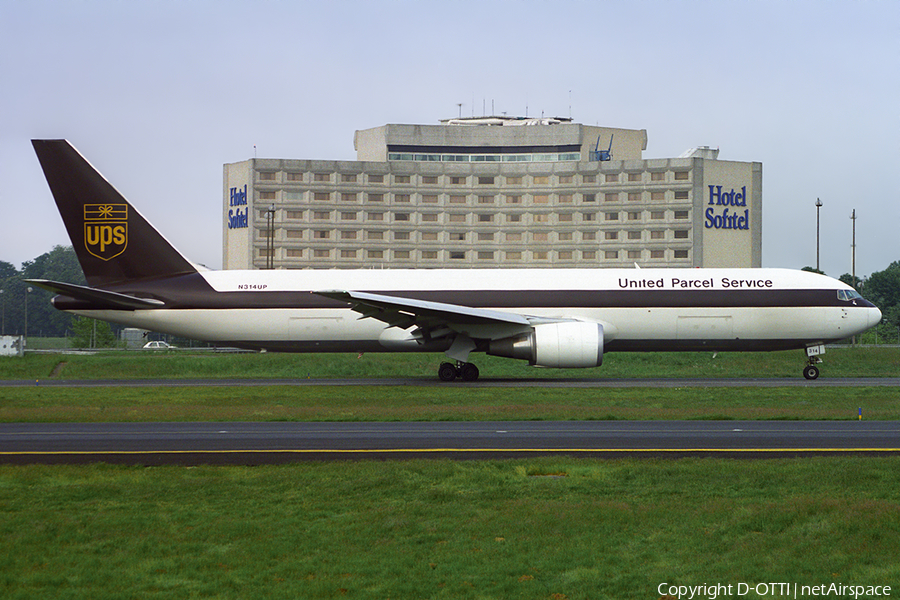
[488,322,604,368]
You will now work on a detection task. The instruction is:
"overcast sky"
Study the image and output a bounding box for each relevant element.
[2,0,897,278]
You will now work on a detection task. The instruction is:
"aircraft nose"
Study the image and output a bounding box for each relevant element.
[869,305,882,329]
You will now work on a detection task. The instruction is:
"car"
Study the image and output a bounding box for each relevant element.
[142,341,176,350]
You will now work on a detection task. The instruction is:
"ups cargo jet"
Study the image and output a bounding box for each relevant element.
[27,140,881,381]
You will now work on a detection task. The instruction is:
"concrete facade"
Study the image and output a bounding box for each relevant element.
[223,118,761,270]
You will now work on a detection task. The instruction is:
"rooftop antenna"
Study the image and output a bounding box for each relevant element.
[457,103,463,118]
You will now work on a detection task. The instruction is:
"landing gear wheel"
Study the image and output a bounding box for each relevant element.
[803,365,820,380]
[459,363,480,382]
[438,362,459,382]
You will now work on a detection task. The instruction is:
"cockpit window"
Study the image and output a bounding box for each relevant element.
[837,289,863,301]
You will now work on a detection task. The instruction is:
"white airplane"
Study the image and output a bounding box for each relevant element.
[27,140,881,381]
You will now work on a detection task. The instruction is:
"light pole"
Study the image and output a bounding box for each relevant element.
[815,198,822,272]
[24,286,33,344]
[0,288,4,335]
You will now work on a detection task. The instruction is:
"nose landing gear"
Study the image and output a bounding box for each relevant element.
[437,361,480,382]
[803,345,825,380]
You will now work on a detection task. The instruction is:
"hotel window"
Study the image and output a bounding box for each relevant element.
[340,212,357,221]
[422,176,438,185]
[650,250,665,259]
[367,212,384,221]
[286,210,303,219]
[341,230,358,240]
[450,232,466,241]
[507,214,522,223]
[314,249,330,258]
[558,213,573,222]
[583,212,596,222]
[583,193,596,203]
[533,251,548,260]
[340,193,357,202]
[582,231,596,241]
[605,193,619,202]
[450,252,466,260]
[533,194,549,204]
[394,231,410,241]
[286,249,303,257]
[605,231,619,240]
[505,195,522,204]
[450,195,466,204]
[605,212,619,221]
[422,250,438,259]
[628,231,641,240]
[368,174,384,184]
[605,250,618,259]
[674,249,689,259]
[450,176,466,185]
[674,210,690,220]
[477,251,494,260]
[314,193,329,202]
[394,250,411,259]
[477,232,494,241]
[674,230,689,239]
[422,213,438,222]
[650,211,665,220]
[505,251,522,260]
[341,174,357,183]
[605,174,618,183]
[394,175,410,184]
[287,172,303,182]
[533,213,549,223]
[477,213,494,223]
[559,175,574,185]
[582,175,597,183]
[422,232,438,241]
[582,250,596,260]
[449,214,467,223]
[533,176,549,185]
[259,191,276,200]
[478,195,495,204]
[651,192,665,201]
[422,194,438,203]
[650,230,665,240]
[559,194,573,203]
[313,211,330,220]
[628,193,641,202]
[341,249,357,258]
[367,193,383,202]
[558,251,573,260]
[628,250,641,259]
[627,173,642,182]
[367,231,384,240]
[259,172,276,181]
[505,176,523,185]
[674,191,689,200]
[628,211,641,221]
[394,213,410,222]
[558,232,573,241]
[286,229,303,239]
[478,176,495,185]
[394,194,410,203]
[651,172,665,181]
[506,232,522,241]
[314,173,330,182]
[367,250,383,259]
[533,232,549,242]
[313,230,330,239]
[674,171,690,181]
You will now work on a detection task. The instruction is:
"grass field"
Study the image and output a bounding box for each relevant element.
[2,349,897,598]
[1,457,898,600]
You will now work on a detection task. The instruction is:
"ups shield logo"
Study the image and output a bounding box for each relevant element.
[84,204,128,261]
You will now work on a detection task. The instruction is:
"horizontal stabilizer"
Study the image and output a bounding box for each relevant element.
[25,279,165,310]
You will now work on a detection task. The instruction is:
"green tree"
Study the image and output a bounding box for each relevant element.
[70,316,117,348]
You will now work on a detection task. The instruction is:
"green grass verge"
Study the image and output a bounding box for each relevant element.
[4,347,899,381]
[1,385,898,422]
[1,458,898,599]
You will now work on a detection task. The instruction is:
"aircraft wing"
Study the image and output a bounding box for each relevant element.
[315,289,535,340]
[25,279,166,310]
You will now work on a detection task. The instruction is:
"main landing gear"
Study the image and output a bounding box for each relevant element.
[438,361,480,382]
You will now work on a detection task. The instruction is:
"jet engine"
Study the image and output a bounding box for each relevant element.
[488,322,604,368]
